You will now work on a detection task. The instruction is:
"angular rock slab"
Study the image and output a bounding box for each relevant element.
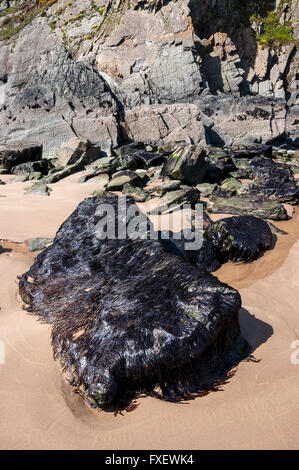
[150,187,199,214]
[230,144,273,161]
[229,144,273,173]
[207,194,288,220]
[159,232,221,273]
[121,152,165,170]
[29,238,53,253]
[11,159,51,176]
[19,196,245,410]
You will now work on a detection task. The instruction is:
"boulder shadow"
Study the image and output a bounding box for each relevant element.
[239,307,273,353]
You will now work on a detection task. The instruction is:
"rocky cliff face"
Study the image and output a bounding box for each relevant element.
[0,0,298,156]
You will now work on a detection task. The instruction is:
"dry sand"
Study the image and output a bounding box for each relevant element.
[0,173,298,450]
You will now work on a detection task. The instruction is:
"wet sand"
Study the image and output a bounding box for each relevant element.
[0,174,298,449]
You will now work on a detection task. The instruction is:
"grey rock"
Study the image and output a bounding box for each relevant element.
[0,0,296,158]
[0,142,42,172]
[123,95,287,148]
[85,156,116,172]
[28,171,43,180]
[11,159,50,175]
[122,183,149,202]
[87,174,110,190]
[201,33,244,96]
[196,183,217,196]
[115,142,146,158]
[17,45,115,114]
[96,4,203,108]
[149,180,182,197]
[219,177,243,195]
[12,174,29,183]
[121,152,165,170]
[259,80,274,98]
[111,170,144,185]
[43,163,83,184]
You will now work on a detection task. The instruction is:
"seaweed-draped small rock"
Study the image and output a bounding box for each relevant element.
[207,193,288,220]
[19,195,246,410]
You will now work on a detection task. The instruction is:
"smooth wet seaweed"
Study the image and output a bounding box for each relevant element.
[206,215,273,262]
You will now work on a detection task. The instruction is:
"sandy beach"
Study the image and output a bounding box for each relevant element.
[0,173,298,450]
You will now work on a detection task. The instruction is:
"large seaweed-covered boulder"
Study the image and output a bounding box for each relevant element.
[249,157,299,204]
[19,195,245,410]
[206,215,273,262]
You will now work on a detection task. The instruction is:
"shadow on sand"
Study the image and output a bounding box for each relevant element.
[239,307,273,353]
[0,245,12,254]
